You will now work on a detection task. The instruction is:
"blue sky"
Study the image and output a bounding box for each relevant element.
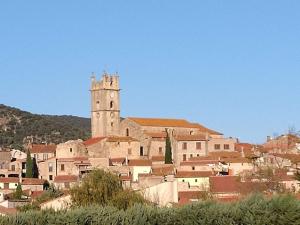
[0,1,299,143]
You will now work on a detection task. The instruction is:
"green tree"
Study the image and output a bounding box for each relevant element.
[32,157,39,178]
[70,169,122,207]
[110,189,147,210]
[25,150,33,178]
[165,130,173,164]
[13,183,23,200]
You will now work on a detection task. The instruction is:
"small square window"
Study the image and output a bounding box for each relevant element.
[214,144,221,150]
[224,144,230,150]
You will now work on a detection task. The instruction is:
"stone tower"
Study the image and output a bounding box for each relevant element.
[90,73,120,138]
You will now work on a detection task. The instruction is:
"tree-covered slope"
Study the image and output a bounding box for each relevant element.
[0,104,91,149]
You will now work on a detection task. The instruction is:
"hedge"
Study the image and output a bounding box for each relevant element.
[1,194,300,225]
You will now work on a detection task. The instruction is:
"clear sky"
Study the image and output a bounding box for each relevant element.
[0,1,299,144]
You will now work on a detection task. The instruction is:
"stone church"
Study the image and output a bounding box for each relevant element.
[89,73,237,166]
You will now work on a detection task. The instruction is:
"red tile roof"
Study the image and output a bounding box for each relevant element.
[0,178,19,183]
[128,117,222,135]
[128,159,152,167]
[175,135,206,141]
[31,144,56,154]
[83,137,105,146]
[175,171,214,178]
[152,165,175,176]
[110,158,126,164]
[54,175,79,183]
[120,175,132,181]
[151,155,165,162]
[22,178,45,185]
[180,160,218,166]
[210,176,240,194]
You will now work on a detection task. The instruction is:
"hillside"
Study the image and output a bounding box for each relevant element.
[0,104,91,149]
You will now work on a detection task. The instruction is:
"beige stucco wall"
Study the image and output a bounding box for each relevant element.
[41,195,71,211]
[132,166,151,182]
[56,140,87,159]
[142,180,178,206]
[38,158,57,182]
[177,177,210,190]
[0,182,18,190]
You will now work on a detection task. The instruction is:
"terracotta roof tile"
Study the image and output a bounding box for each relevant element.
[110,158,126,164]
[151,155,165,162]
[210,176,240,194]
[0,178,19,183]
[175,135,206,141]
[31,144,56,154]
[83,137,105,146]
[152,165,175,176]
[128,117,222,135]
[22,178,45,185]
[128,159,152,167]
[175,171,214,178]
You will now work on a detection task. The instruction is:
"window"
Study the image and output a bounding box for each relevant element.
[195,179,198,182]
[159,147,163,155]
[11,165,15,171]
[110,101,114,109]
[43,154,48,160]
[48,163,53,172]
[140,147,144,156]
[49,175,53,181]
[182,142,187,150]
[190,131,194,135]
[128,148,132,155]
[70,148,73,153]
[197,154,200,157]
[182,179,185,182]
[192,166,195,171]
[126,128,130,137]
[214,144,221,150]
[60,164,65,172]
[190,154,193,159]
[183,154,187,161]
[111,122,114,127]
[224,144,230,150]
[196,142,201,150]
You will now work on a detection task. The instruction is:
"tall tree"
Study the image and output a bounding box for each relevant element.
[14,183,23,200]
[165,130,173,164]
[32,157,39,178]
[25,150,33,178]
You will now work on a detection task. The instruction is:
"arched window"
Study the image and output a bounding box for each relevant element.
[126,128,130,137]
[110,101,114,109]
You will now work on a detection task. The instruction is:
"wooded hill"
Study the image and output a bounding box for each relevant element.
[0,104,91,149]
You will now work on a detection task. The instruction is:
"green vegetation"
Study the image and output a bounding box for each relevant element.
[25,150,33,178]
[70,169,146,210]
[0,104,91,149]
[1,194,300,225]
[13,183,23,200]
[165,130,173,164]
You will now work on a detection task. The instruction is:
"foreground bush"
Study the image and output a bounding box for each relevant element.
[0,194,300,225]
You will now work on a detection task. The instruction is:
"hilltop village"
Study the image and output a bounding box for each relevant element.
[0,74,300,215]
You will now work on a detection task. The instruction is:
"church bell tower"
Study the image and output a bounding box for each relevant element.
[90,72,121,138]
